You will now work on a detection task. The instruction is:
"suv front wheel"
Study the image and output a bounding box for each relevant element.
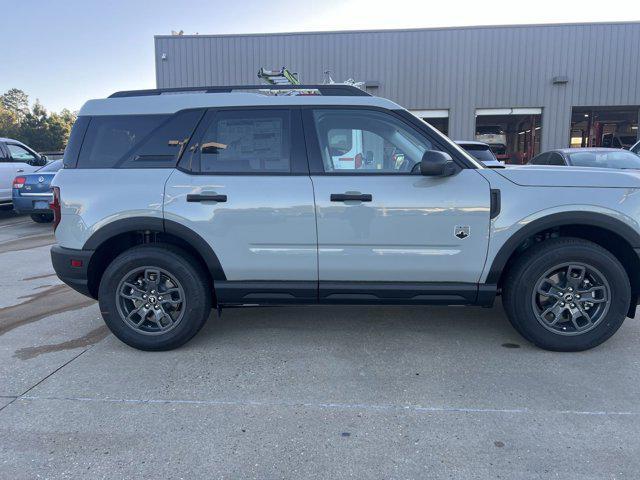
[98,244,212,351]
[503,237,630,351]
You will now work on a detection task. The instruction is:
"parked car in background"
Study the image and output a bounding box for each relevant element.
[528,148,640,170]
[0,138,48,205]
[602,133,637,150]
[12,159,62,222]
[631,140,640,155]
[455,141,504,167]
[475,125,507,147]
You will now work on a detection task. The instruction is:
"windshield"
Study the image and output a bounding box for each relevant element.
[568,151,640,169]
[461,145,497,163]
[37,159,63,172]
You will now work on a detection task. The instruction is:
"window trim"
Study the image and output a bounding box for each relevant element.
[301,105,476,176]
[177,106,308,176]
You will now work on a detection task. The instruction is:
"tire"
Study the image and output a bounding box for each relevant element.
[502,237,630,352]
[98,244,212,351]
[30,212,53,223]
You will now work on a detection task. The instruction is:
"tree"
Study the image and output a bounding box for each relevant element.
[1,88,29,121]
[0,105,19,138]
[0,89,78,151]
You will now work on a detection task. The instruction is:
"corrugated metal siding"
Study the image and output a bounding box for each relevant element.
[155,23,640,149]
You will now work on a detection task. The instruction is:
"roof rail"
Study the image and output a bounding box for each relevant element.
[109,84,371,98]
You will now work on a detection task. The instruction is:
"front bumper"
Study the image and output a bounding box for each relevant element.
[51,245,95,299]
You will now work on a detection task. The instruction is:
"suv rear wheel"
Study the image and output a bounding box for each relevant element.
[98,244,212,351]
[503,237,630,351]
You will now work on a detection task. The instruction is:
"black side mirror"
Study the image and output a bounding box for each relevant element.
[38,155,48,166]
[420,150,459,177]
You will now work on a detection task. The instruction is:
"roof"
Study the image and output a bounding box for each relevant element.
[79,91,402,116]
[154,21,640,39]
[0,137,28,147]
[555,147,634,154]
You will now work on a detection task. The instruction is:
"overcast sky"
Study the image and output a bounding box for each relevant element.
[1,0,638,112]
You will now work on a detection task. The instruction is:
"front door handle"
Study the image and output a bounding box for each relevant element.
[330,193,372,202]
[187,193,227,203]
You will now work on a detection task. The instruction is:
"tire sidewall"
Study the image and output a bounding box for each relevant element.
[98,245,211,351]
[507,242,630,351]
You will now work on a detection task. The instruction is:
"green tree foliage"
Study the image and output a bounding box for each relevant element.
[0,89,77,152]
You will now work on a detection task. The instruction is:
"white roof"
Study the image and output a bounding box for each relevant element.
[79,92,402,116]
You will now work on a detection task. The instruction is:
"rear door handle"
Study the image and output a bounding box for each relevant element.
[330,193,372,202]
[187,193,227,203]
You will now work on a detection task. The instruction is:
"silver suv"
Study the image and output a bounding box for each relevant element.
[51,85,640,352]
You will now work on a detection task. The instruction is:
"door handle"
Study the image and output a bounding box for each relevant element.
[16,169,24,173]
[187,193,227,203]
[330,193,372,202]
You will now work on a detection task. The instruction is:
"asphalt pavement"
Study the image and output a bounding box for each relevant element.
[0,208,639,479]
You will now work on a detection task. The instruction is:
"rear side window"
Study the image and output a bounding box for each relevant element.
[78,115,168,168]
[198,110,291,174]
[75,110,205,169]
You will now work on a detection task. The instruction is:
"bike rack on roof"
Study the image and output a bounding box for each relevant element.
[109,84,371,98]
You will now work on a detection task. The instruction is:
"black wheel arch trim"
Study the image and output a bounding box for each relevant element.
[486,211,640,284]
[82,216,227,281]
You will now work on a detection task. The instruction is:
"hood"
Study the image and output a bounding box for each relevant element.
[496,165,640,188]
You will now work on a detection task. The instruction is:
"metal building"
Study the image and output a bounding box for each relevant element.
[154,22,640,163]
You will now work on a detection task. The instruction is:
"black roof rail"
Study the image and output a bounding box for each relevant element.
[109,84,371,98]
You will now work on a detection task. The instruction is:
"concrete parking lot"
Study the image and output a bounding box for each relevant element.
[0,209,639,479]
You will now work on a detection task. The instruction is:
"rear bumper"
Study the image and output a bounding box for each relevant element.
[51,245,95,299]
[12,194,53,214]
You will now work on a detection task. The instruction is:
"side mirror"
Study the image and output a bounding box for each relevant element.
[420,150,459,177]
[34,155,47,166]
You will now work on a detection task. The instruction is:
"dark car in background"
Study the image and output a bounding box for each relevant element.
[528,148,640,170]
[455,140,504,167]
[12,159,62,222]
[632,140,640,155]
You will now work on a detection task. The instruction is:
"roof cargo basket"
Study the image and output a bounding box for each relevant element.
[109,84,371,98]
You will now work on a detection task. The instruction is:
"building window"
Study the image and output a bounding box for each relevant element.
[570,107,639,149]
[475,108,542,164]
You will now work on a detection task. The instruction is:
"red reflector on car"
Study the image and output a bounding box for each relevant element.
[70,259,83,268]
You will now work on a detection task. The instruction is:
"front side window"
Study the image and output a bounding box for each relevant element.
[312,109,432,173]
[198,110,291,174]
[7,144,37,162]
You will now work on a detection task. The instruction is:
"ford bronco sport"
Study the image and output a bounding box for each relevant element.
[51,85,640,352]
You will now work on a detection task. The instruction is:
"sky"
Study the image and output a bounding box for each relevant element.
[1,0,639,112]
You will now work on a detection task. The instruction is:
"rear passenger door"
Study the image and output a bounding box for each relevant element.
[164,108,318,304]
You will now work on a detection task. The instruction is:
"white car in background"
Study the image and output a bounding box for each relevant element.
[0,138,47,205]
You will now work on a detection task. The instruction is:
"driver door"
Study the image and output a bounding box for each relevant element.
[5,143,41,175]
[303,107,491,301]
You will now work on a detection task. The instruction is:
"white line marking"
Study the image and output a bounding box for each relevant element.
[0,220,31,229]
[17,395,640,417]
